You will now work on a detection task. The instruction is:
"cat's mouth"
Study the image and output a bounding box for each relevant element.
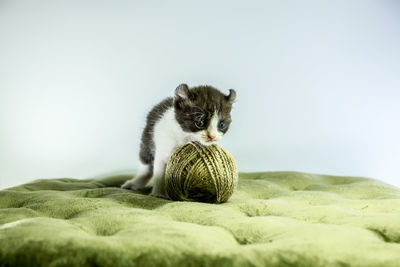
[198,138,215,145]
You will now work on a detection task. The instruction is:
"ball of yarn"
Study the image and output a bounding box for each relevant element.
[165,141,238,203]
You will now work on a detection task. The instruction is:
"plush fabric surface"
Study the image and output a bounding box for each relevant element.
[1,172,400,266]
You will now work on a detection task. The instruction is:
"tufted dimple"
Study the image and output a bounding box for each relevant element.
[367,227,400,243]
[1,171,400,266]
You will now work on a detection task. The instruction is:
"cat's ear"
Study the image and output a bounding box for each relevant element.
[175,84,190,100]
[226,89,236,104]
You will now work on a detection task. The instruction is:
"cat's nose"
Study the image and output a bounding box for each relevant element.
[207,132,216,140]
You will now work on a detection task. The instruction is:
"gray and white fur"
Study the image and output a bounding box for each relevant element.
[121,84,236,199]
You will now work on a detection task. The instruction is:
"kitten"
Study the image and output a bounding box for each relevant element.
[121,83,236,199]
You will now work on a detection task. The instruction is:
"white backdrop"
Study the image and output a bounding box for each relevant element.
[1,0,399,189]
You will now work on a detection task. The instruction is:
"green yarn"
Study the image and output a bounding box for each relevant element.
[165,141,238,203]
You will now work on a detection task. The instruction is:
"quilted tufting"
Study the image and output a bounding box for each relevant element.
[1,172,400,266]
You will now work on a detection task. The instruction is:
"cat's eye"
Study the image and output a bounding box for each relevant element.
[218,121,226,129]
[195,120,205,129]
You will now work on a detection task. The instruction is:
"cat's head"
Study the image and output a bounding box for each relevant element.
[174,83,236,146]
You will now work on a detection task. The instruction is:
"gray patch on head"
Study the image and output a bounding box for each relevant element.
[174,84,235,134]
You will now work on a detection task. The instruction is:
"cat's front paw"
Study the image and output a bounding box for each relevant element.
[149,192,170,200]
[121,180,143,190]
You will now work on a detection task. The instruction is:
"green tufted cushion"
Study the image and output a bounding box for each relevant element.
[1,172,400,266]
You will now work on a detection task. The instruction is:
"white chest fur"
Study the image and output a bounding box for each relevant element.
[152,107,191,163]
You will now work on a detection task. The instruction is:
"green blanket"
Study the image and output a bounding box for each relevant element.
[1,172,400,266]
